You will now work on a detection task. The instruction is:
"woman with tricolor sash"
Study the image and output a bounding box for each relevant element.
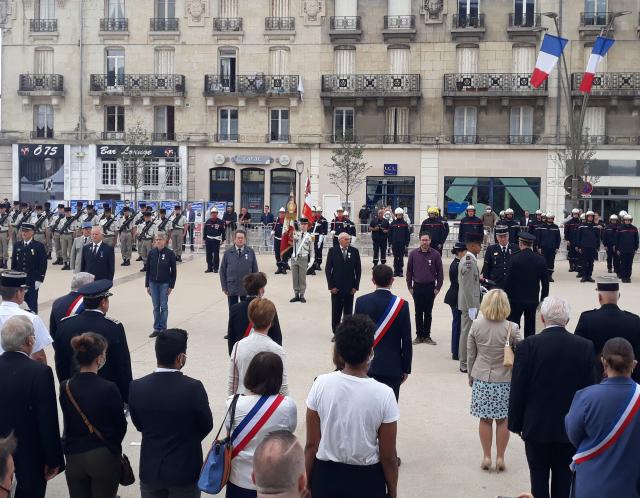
[565,337,640,498]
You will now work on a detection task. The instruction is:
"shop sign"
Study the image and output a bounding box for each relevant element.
[384,164,398,176]
[19,143,64,159]
[232,155,273,165]
[97,145,178,159]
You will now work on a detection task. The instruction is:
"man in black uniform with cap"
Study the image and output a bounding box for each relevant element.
[504,232,549,338]
[536,213,562,282]
[203,207,226,273]
[481,225,518,290]
[11,223,47,313]
[53,279,133,402]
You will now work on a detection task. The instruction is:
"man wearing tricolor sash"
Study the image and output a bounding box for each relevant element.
[48,272,94,340]
[354,265,412,401]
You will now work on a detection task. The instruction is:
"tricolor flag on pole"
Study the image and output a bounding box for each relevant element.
[579,36,615,93]
[302,177,313,221]
[530,33,569,88]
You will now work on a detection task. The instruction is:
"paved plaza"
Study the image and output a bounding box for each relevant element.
[36,251,639,498]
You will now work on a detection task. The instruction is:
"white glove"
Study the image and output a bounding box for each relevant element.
[468,308,477,320]
[480,286,488,295]
[34,281,42,290]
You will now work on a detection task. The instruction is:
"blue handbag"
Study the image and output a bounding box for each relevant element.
[198,394,240,494]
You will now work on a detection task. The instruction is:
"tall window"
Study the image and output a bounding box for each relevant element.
[154,106,175,140]
[270,48,289,75]
[35,0,55,19]
[107,0,125,18]
[334,47,355,75]
[270,0,289,17]
[334,108,354,142]
[105,105,125,137]
[388,47,409,74]
[386,107,409,143]
[583,107,606,144]
[509,106,534,144]
[218,108,238,141]
[335,0,357,17]
[220,0,239,17]
[388,0,410,16]
[453,106,477,143]
[144,162,160,186]
[270,109,289,142]
[102,161,118,185]
[34,105,54,138]
[106,48,125,86]
[219,48,237,92]
[457,46,478,73]
[458,0,479,24]
[34,47,53,73]
[154,47,175,74]
[513,45,535,74]
[514,0,535,26]
[165,161,181,187]
[584,0,607,24]
[155,0,175,17]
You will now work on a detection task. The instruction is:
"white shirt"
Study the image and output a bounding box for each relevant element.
[225,394,297,490]
[0,301,52,355]
[306,371,399,465]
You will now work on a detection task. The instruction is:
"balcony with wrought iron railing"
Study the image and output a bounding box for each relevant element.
[267,133,291,143]
[571,73,640,97]
[382,15,416,41]
[443,73,548,97]
[451,13,485,39]
[447,135,540,145]
[100,18,128,31]
[89,74,186,96]
[213,17,243,31]
[321,74,421,99]
[30,19,57,32]
[265,17,295,30]
[18,74,64,95]
[31,130,54,139]
[580,11,613,27]
[150,18,179,31]
[507,12,542,38]
[101,131,126,141]
[329,16,362,41]
[203,75,300,97]
[151,132,176,142]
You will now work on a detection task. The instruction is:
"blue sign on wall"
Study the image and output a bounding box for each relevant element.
[384,164,398,176]
[447,201,469,215]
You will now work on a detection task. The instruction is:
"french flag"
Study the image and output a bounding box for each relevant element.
[530,34,568,88]
[579,36,615,93]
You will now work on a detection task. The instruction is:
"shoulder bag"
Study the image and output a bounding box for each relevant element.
[64,380,135,486]
[503,322,515,368]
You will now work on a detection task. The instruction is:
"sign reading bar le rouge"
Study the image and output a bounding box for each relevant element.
[98,145,178,158]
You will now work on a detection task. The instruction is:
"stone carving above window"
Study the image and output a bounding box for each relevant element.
[421,0,445,23]
[185,0,209,27]
[302,0,324,25]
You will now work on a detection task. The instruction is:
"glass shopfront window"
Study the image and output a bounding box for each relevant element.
[270,169,296,213]
[366,176,415,222]
[209,167,235,205]
[240,168,265,221]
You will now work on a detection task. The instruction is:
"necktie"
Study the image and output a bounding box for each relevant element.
[93,244,98,255]
[343,249,347,261]
[238,248,242,258]
[83,237,87,245]
[502,247,507,256]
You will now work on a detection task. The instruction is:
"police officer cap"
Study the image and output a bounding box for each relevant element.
[0,271,28,288]
[495,226,509,235]
[82,222,92,229]
[394,208,404,215]
[20,223,34,231]
[210,207,218,213]
[452,241,467,254]
[143,211,152,217]
[518,232,536,243]
[596,276,619,292]
[78,279,113,299]
[57,203,65,209]
[279,207,286,213]
[64,206,72,212]
[299,217,309,224]
[464,232,483,244]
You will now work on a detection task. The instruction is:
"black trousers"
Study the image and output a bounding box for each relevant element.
[313,237,325,268]
[413,282,436,338]
[392,244,405,276]
[567,243,578,270]
[205,240,221,271]
[524,441,575,498]
[227,295,246,308]
[331,292,354,333]
[25,287,39,314]
[580,247,597,278]
[371,374,401,401]
[620,252,635,280]
[541,247,556,274]
[607,248,620,274]
[310,459,387,498]
[16,478,46,498]
[184,223,195,248]
[509,301,537,338]
[274,238,282,263]
[372,239,387,265]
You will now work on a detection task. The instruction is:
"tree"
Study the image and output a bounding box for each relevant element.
[120,121,150,205]
[326,141,371,210]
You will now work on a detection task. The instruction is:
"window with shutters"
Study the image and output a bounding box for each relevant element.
[583,107,606,144]
[457,46,478,73]
[388,0,411,16]
[385,107,410,144]
[513,46,535,74]
[154,106,175,140]
[270,0,289,17]
[388,47,409,75]
[270,47,289,75]
[34,47,53,74]
[102,161,118,186]
[513,0,535,26]
[218,108,239,141]
[33,105,54,138]
[509,106,534,143]
[270,109,290,142]
[334,108,354,142]
[334,47,355,75]
[105,106,125,138]
[155,47,175,74]
[453,106,477,144]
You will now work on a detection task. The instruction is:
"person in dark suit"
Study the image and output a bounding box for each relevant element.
[355,264,412,400]
[504,232,550,338]
[0,315,65,498]
[219,229,259,308]
[227,272,282,354]
[80,226,115,281]
[574,276,640,383]
[11,223,47,313]
[508,296,596,498]
[49,272,94,340]
[444,242,466,361]
[481,226,518,289]
[54,280,133,403]
[325,232,362,333]
[129,329,213,498]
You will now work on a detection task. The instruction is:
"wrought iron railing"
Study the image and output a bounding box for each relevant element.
[31,130,54,139]
[214,133,240,142]
[213,17,243,31]
[452,13,484,29]
[383,15,416,29]
[383,134,412,144]
[321,74,421,95]
[90,74,186,95]
[443,73,547,93]
[204,75,300,96]
[29,19,57,32]
[508,12,541,28]
[580,11,613,26]
[265,17,295,30]
[571,72,640,96]
[101,131,126,140]
[19,74,64,92]
[448,135,539,145]
[452,135,477,144]
[100,18,128,31]
[151,133,176,141]
[330,16,362,30]
[267,133,291,143]
[150,17,179,31]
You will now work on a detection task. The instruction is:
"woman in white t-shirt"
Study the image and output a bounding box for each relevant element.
[305,315,399,498]
[225,351,297,498]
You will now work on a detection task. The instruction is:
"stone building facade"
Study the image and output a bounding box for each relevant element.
[2,0,640,221]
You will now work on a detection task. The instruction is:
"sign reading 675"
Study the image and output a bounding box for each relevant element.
[18,144,64,159]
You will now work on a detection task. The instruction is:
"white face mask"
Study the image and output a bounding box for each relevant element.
[2,475,17,498]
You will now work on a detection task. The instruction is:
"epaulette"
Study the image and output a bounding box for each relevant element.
[104,316,120,324]
[60,314,79,322]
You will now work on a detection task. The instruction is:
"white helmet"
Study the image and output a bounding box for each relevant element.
[279,207,286,213]
[210,207,218,213]
[572,208,580,214]
[580,213,586,220]
[545,212,554,218]
[343,210,349,216]
[467,205,476,211]
[535,209,543,215]
[610,214,618,220]
[505,208,514,215]
[586,211,595,217]
[624,214,633,220]
[499,210,505,216]
[394,208,404,215]
[619,210,628,217]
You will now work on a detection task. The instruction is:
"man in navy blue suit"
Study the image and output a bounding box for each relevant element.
[354,264,412,400]
[11,223,47,313]
[81,226,115,281]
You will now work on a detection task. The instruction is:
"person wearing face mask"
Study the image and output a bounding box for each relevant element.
[0,433,17,498]
[59,332,127,498]
[0,316,65,498]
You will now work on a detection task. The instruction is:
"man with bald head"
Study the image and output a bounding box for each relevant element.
[81,226,115,280]
[325,231,361,333]
[252,431,306,498]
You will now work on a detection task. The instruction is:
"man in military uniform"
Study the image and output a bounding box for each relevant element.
[457,205,483,243]
[369,208,390,268]
[389,208,411,277]
[117,207,135,266]
[132,202,147,259]
[603,214,620,275]
[203,207,226,273]
[575,276,640,382]
[420,207,448,254]
[59,207,81,271]
[311,207,328,272]
[137,211,157,270]
[31,205,49,246]
[504,232,549,338]
[43,201,54,259]
[272,208,288,274]
[82,204,99,228]
[154,208,172,241]
[11,203,31,242]
[50,204,65,265]
[0,203,11,268]
[564,208,581,272]
[169,204,186,262]
[329,207,348,248]
[576,210,601,283]
[458,232,483,373]
[11,223,47,313]
[53,279,133,402]
[8,201,20,243]
[536,213,562,282]
[481,225,518,289]
[99,207,118,246]
[290,218,314,303]
[615,214,639,283]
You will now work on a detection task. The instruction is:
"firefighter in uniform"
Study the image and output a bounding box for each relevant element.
[576,211,601,283]
[369,208,390,267]
[117,207,135,266]
[311,207,328,272]
[343,211,357,238]
[203,207,226,273]
[537,213,562,282]
[604,214,620,275]
[481,225,518,289]
[420,207,448,254]
[564,208,581,272]
[496,208,520,245]
[457,205,483,243]
[615,214,639,283]
[0,203,11,268]
[330,207,348,248]
[100,207,118,246]
[389,208,410,277]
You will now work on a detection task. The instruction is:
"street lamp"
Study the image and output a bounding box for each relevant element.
[295,160,304,217]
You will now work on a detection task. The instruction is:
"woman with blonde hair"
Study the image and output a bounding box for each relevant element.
[467,289,522,472]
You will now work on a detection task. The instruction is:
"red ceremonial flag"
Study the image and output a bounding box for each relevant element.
[303,177,313,220]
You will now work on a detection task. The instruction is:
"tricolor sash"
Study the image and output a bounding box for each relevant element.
[243,323,253,338]
[65,295,85,317]
[373,295,405,347]
[573,383,640,465]
[230,394,285,458]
